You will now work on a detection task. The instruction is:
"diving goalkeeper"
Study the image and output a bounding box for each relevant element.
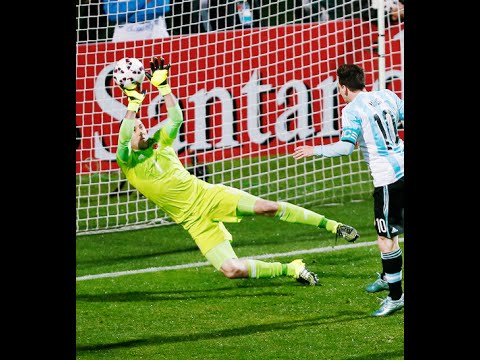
[115,56,359,286]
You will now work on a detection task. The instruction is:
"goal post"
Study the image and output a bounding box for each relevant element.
[76,0,404,235]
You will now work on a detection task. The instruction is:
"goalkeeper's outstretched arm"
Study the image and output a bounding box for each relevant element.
[116,56,183,164]
[116,84,147,163]
[146,56,183,141]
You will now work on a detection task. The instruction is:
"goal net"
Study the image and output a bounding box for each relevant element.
[76,0,404,235]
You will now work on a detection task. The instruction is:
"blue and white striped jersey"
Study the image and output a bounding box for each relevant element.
[340,89,404,187]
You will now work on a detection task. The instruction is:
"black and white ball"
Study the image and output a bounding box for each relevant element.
[113,57,145,89]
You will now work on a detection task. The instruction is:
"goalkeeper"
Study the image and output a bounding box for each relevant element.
[116,56,359,286]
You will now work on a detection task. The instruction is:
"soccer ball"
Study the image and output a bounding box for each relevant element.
[113,57,146,89]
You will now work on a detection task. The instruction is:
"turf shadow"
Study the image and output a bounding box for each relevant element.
[76,312,371,352]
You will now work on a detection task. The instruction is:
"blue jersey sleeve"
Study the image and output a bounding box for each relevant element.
[340,109,362,145]
[313,140,355,157]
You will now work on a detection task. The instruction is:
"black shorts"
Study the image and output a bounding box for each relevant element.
[373,177,404,238]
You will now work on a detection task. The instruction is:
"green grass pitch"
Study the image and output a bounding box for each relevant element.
[77,198,404,359]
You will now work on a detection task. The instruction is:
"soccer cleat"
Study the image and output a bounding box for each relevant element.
[335,223,360,243]
[289,259,319,286]
[371,293,404,317]
[365,272,389,293]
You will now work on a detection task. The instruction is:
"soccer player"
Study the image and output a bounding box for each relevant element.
[293,64,404,316]
[115,56,359,286]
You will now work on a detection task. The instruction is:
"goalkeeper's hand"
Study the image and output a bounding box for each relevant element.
[145,56,172,96]
[121,84,146,113]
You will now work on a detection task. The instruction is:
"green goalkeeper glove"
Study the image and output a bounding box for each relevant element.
[145,56,172,96]
[121,85,146,113]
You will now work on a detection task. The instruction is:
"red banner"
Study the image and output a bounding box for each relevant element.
[76,20,404,174]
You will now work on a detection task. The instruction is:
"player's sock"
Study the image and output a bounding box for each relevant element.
[245,259,285,279]
[275,201,338,232]
[381,248,403,300]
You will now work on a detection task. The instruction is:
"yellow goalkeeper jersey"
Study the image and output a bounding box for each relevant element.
[116,104,210,224]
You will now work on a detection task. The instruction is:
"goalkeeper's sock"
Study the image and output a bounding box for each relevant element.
[275,201,338,232]
[236,195,338,233]
[245,259,287,279]
[318,218,340,234]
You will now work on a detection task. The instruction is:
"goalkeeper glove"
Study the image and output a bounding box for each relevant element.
[121,85,146,113]
[145,56,172,96]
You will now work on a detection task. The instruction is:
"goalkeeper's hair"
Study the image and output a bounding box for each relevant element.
[337,64,365,91]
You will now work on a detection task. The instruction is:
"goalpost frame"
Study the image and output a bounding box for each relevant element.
[377,0,386,90]
[76,1,404,235]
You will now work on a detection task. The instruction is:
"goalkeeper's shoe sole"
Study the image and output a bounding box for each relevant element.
[335,223,360,243]
[289,259,319,286]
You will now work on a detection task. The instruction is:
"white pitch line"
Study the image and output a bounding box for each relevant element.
[76,238,404,281]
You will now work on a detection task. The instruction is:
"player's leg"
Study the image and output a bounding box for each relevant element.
[236,191,359,242]
[369,178,404,316]
[204,240,319,285]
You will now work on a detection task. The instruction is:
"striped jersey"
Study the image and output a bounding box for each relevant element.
[340,89,404,187]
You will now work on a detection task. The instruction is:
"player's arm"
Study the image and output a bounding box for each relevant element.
[146,56,183,144]
[292,140,355,159]
[116,114,135,164]
[116,86,147,163]
[293,111,358,159]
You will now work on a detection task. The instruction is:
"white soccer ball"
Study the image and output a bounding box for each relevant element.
[113,57,146,89]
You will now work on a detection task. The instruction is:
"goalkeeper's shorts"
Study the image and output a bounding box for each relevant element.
[204,240,238,271]
[182,184,249,255]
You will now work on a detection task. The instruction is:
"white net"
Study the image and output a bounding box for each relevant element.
[76,0,404,235]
